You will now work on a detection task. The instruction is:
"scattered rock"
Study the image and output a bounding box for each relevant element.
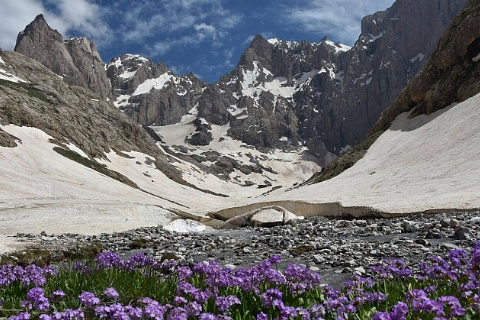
[454,227,476,240]
[11,211,480,288]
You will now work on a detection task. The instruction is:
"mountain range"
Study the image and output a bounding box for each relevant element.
[1,0,480,249]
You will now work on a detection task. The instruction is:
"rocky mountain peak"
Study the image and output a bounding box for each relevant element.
[64,37,102,62]
[14,15,111,99]
[106,53,207,126]
[15,14,63,51]
[360,10,387,36]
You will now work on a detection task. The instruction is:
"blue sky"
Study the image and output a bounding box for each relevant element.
[0,0,395,83]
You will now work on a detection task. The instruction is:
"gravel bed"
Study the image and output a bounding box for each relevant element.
[10,211,480,287]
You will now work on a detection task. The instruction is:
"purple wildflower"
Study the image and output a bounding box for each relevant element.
[124,306,143,320]
[51,309,84,319]
[256,312,268,320]
[309,304,326,317]
[167,307,188,320]
[390,301,408,320]
[176,266,193,279]
[94,305,111,318]
[26,287,49,311]
[95,252,123,269]
[438,296,466,317]
[215,295,241,313]
[173,296,188,305]
[78,291,100,309]
[185,301,202,317]
[104,287,119,300]
[7,312,31,320]
[261,288,283,308]
[142,301,167,319]
[50,290,65,303]
[372,311,391,320]
[199,313,217,320]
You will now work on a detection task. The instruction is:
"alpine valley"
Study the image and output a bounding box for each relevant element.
[1,0,480,252]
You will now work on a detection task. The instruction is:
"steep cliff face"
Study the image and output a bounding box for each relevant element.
[315,0,480,183]
[14,14,111,99]
[106,54,206,126]
[0,51,161,159]
[112,0,466,165]
[217,0,467,158]
[329,0,469,152]
[373,0,480,131]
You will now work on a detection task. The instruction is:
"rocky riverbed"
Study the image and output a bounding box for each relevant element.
[8,211,480,287]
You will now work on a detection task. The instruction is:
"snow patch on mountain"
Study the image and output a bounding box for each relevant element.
[0,57,28,83]
[133,72,175,96]
[151,120,321,191]
[410,53,425,63]
[0,68,28,83]
[324,40,351,53]
[0,124,178,251]
[107,54,149,81]
[240,62,294,104]
[114,95,131,108]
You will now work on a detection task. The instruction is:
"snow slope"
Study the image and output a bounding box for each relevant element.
[263,93,480,213]
[2,90,480,253]
[0,125,177,252]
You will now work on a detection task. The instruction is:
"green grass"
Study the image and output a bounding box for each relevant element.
[1,248,479,319]
[0,79,52,104]
[0,244,103,267]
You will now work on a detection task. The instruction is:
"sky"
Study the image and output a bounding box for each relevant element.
[0,0,395,83]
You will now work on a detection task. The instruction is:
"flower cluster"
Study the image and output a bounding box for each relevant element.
[0,264,55,288]
[1,243,480,319]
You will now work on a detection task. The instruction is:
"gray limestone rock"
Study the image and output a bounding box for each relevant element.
[14,15,112,99]
[106,55,206,126]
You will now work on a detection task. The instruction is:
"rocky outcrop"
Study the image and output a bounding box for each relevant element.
[107,54,206,126]
[373,0,480,131]
[0,51,231,195]
[315,0,480,183]
[115,0,463,166]
[211,0,467,159]
[14,14,111,99]
[0,51,161,159]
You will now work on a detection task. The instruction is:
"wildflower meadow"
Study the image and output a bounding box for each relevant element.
[1,242,480,319]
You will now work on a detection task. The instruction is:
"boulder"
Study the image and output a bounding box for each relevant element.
[251,208,284,227]
[220,206,303,229]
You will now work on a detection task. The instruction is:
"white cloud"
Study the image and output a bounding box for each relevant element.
[242,35,255,46]
[0,0,112,51]
[149,34,203,56]
[114,0,241,55]
[0,0,46,50]
[282,0,395,45]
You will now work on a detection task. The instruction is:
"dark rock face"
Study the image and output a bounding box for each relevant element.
[0,51,161,159]
[13,1,468,167]
[373,0,480,132]
[316,0,480,183]
[14,14,111,99]
[211,0,467,157]
[110,0,466,166]
[185,118,213,146]
[106,54,206,126]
